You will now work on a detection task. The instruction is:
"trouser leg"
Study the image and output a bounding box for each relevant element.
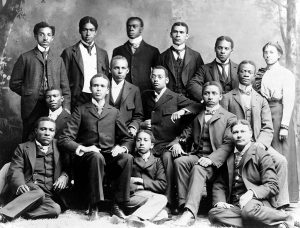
[208,206,243,227]
[161,151,175,206]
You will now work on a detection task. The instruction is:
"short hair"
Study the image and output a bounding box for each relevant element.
[110,55,128,68]
[33,22,55,36]
[215,36,234,49]
[202,81,223,95]
[90,73,110,88]
[152,65,168,79]
[136,129,156,143]
[126,17,144,27]
[238,60,257,73]
[262,41,283,56]
[171,22,189,33]
[79,16,98,32]
[35,117,56,129]
[231,119,252,132]
[45,87,62,96]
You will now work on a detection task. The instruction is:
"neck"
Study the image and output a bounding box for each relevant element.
[113,78,124,85]
[267,61,279,69]
[155,87,165,94]
[95,99,105,106]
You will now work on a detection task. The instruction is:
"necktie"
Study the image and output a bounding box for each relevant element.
[130,42,139,54]
[154,92,159,102]
[42,51,48,60]
[82,42,95,55]
[239,89,251,96]
[96,105,103,116]
[217,62,229,81]
[41,50,48,92]
[37,144,49,154]
[171,46,184,64]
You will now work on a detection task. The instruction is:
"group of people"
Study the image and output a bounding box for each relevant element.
[0,15,298,228]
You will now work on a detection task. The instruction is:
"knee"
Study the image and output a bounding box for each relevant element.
[120,153,133,162]
[241,201,260,221]
[90,152,105,164]
[174,157,184,169]
[49,202,61,218]
[208,207,225,224]
[154,194,168,206]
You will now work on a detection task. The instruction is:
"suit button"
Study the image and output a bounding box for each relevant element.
[34,181,37,184]
[235,176,239,181]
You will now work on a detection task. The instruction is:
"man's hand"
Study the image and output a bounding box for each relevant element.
[239,190,254,209]
[253,142,266,150]
[80,145,101,154]
[128,127,137,137]
[171,109,186,123]
[169,143,187,157]
[130,177,144,185]
[53,174,68,191]
[111,145,126,157]
[215,202,234,209]
[197,157,213,167]
[16,184,30,195]
[142,119,151,130]
[279,128,288,141]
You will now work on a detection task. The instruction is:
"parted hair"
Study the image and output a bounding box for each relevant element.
[171,22,189,33]
[202,81,223,95]
[79,16,98,32]
[33,22,55,36]
[90,73,110,88]
[262,41,283,56]
[238,60,257,73]
[230,119,252,132]
[126,17,144,27]
[215,36,234,49]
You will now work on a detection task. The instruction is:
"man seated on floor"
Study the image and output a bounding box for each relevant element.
[59,74,134,220]
[124,129,168,227]
[169,81,236,226]
[0,117,69,222]
[208,119,300,228]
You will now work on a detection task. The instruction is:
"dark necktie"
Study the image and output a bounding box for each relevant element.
[217,62,229,81]
[41,50,48,91]
[171,46,184,64]
[129,42,139,54]
[42,51,48,60]
[82,42,95,55]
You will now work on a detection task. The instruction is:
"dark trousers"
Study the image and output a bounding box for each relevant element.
[208,199,293,227]
[174,154,215,216]
[0,184,61,220]
[73,151,133,207]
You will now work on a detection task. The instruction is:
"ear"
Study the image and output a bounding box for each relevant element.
[61,96,64,103]
[150,143,154,149]
[185,34,190,40]
[165,77,169,85]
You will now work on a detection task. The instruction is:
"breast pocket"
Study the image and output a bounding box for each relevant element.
[162,107,176,116]
[127,103,135,111]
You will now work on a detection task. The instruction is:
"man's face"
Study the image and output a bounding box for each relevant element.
[263,45,281,65]
[215,40,233,62]
[90,77,109,102]
[35,27,54,48]
[127,19,143,39]
[203,85,222,107]
[35,120,56,146]
[170,25,189,46]
[45,90,64,111]
[111,59,129,84]
[150,69,169,91]
[232,123,252,148]
[238,63,255,86]
[136,131,153,154]
[80,22,97,44]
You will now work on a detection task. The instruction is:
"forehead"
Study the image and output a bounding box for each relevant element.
[112,59,128,67]
[152,68,165,76]
[203,85,220,93]
[82,22,96,29]
[264,45,278,52]
[38,120,55,128]
[127,19,141,26]
[137,131,151,139]
[172,25,187,33]
[216,40,232,48]
[46,89,61,96]
[91,77,109,86]
[232,123,250,131]
[38,27,53,34]
[239,63,255,71]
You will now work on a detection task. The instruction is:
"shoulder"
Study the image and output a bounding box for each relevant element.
[95,45,108,55]
[142,41,159,51]
[186,46,200,56]
[125,81,139,91]
[62,42,79,53]
[230,61,238,67]
[113,43,127,51]
[220,107,236,119]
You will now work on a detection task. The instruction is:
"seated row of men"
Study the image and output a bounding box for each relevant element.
[1,61,299,227]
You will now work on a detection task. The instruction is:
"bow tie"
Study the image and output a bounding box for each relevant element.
[205,110,216,115]
[239,89,251,96]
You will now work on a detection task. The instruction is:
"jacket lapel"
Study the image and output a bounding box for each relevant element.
[33,47,45,64]
[210,60,220,81]
[230,61,238,88]
[96,44,105,72]
[166,48,176,79]
[72,42,84,75]
[52,139,60,179]
[121,81,131,104]
[154,89,173,109]
[182,47,192,85]
[26,141,37,172]
[232,89,245,113]
[144,153,156,169]
[86,102,101,119]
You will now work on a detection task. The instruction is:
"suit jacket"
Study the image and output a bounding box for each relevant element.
[110,80,144,130]
[61,42,109,109]
[169,106,236,168]
[212,143,279,207]
[187,60,238,102]
[221,88,274,148]
[112,40,160,92]
[58,102,134,153]
[6,139,65,196]
[10,47,71,120]
[141,89,194,155]
[158,46,204,95]
[50,109,71,139]
[131,152,167,194]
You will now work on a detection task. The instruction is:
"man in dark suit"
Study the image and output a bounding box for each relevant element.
[58,74,134,220]
[208,120,298,228]
[112,17,160,93]
[158,22,204,96]
[0,117,69,222]
[10,22,71,142]
[221,60,289,209]
[61,16,109,111]
[109,56,144,137]
[187,36,238,102]
[171,81,236,226]
[141,66,194,212]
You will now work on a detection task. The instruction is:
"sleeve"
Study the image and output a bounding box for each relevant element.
[196,53,204,68]
[281,70,295,126]
[59,58,71,111]
[9,55,24,96]
[187,65,206,102]
[177,93,195,110]
[115,111,134,152]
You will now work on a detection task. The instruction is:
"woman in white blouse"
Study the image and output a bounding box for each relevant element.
[259,41,298,203]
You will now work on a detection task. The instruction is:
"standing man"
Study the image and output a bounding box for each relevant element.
[158,22,204,96]
[61,16,109,111]
[109,56,144,137]
[10,22,71,142]
[112,17,160,93]
[187,36,238,102]
[0,117,69,222]
[59,74,134,220]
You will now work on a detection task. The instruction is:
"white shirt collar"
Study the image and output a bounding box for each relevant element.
[37,44,49,52]
[154,87,167,102]
[92,98,105,108]
[129,36,143,45]
[216,57,230,65]
[172,43,186,51]
[238,83,252,93]
[35,140,50,154]
[48,106,63,121]
[111,78,125,88]
[139,151,151,162]
[206,104,220,112]
[81,39,95,47]
[234,141,252,154]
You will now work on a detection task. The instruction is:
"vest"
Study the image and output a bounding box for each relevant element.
[197,120,213,155]
[172,53,185,94]
[216,62,233,94]
[33,144,54,192]
[109,85,124,110]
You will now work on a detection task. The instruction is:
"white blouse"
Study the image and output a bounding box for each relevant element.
[260,62,295,126]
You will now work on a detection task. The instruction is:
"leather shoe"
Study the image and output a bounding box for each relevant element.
[174,210,195,226]
[126,215,146,228]
[88,208,100,221]
[0,214,9,223]
[111,203,126,220]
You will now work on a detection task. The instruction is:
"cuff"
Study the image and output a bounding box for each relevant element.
[121,146,128,153]
[249,189,258,198]
[182,108,191,114]
[75,145,84,156]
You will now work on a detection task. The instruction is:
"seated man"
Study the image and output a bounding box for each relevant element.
[0,117,69,222]
[58,74,134,220]
[141,66,194,213]
[125,129,168,226]
[170,81,236,226]
[221,60,289,208]
[109,55,144,137]
[208,120,299,228]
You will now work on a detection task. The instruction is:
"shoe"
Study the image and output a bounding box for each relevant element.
[278,223,289,228]
[110,215,125,224]
[0,214,8,223]
[88,208,100,221]
[174,210,195,226]
[295,219,300,228]
[126,215,146,228]
[111,203,126,220]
